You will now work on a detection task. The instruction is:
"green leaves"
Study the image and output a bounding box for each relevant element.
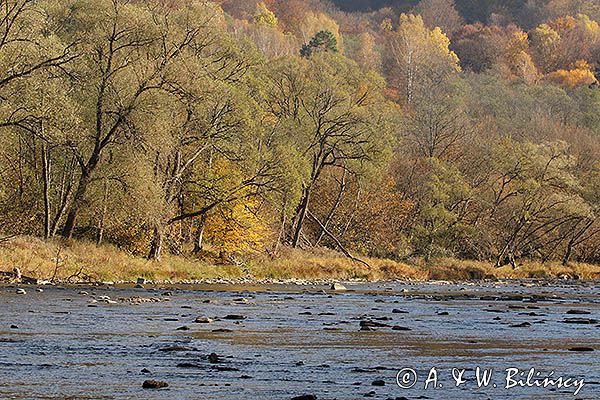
[300,30,338,57]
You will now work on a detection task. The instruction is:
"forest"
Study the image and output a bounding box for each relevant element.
[1,0,600,275]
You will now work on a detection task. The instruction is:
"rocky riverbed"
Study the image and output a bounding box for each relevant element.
[0,281,599,399]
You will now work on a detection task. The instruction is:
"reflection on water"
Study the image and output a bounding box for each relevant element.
[0,282,599,399]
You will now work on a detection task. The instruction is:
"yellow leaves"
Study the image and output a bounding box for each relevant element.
[354,82,370,104]
[298,12,343,52]
[254,2,278,28]
[546,60,597,88]
[531,23,561,47]
[204,198,270,254]
[380,18,393,32]
[386,13,461,103]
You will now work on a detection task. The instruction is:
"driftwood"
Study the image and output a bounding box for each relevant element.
[0,268,38,284]
[0,234,17,244]
[306,210,370,267]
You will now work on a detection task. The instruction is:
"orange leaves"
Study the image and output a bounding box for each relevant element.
[546,60,598,88]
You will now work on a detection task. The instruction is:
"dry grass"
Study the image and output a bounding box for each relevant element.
[425,257,600,280]
[0,236,242,282]
[249,247,428,281]
[1,236,599,282]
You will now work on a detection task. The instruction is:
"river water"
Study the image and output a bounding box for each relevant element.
[0,282,598,399]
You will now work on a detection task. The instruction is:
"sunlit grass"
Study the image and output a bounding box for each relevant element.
[1,236,599,282]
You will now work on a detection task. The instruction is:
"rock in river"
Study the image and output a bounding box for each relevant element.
[392,326,411,331]
[360,320,389,328]
[563,318,598,325]
[194,316,213,323]
[510,322,531,328]
[223,314,246,320]
[15,288,26,295]
[331,283,347,291]
[566,310,591,315]
[291,396,317,400]
[142,380,168,389]
[568,347,594,352]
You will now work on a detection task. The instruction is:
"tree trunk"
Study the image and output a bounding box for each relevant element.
[96,180,109,246]
[41,141,51,240]
[61,170,92,239]
[271,195,288,256]
[51,157,76,237]
[292,187,311,248]
[307,210,369,267]
[193,213,207,254]
[316,169,346,245]
[61,151,101,239]
[148,225,164,261]
[562,240,573,266]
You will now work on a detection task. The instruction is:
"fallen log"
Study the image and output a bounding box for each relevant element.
[306,210,370,268]
[0,268,38,284]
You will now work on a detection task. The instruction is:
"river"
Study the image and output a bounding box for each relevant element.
[0,281,598,399]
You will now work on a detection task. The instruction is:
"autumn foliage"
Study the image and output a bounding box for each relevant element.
[1,0,600,271]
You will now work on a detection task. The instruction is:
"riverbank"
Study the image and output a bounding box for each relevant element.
[1,236,599,284]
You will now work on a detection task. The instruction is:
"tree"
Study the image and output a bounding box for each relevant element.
[407,158,474,261]
[546,60,598,88]
[262,54,394,249]
[0,0,78,99]
[349,32,382,71]
[404,76,471,159]
[254,2,278,27]
[0,0,80,238]
[300,30,338,57]
[51,0,228,240]
[383,14,460,104]
[413,0,464,37]
[482,140,589,267]
[529,23,562,74]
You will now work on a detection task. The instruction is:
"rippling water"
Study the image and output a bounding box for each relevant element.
[0,282,599,399]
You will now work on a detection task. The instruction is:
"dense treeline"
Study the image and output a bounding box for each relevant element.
[1,0,600,268]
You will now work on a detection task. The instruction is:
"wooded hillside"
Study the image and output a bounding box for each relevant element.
[1,0,600,270]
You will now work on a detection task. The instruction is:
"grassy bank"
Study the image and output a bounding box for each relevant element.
[1,236,600,283]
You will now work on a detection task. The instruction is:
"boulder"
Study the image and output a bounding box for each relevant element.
[223,314,246,320]
[360,320,389,328]
[142,380,168,389]
[568,347,594,352]
[566,310,591,315]
[331,283,347,291]
[392,326,412,331]
[563,318,598,325]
